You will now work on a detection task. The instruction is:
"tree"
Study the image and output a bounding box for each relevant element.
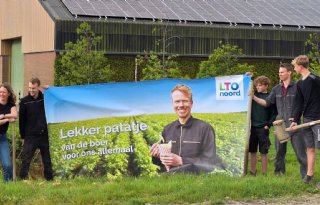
[305,33,320,75]
[136,52,184,80]
[136,21,186,80]
[197,43,255,78]
[54,22,111,86]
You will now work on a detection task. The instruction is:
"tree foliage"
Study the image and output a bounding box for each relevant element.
[305,33,320,75]
[136,52,186,80]
[136,21,187,80]
[54,22,111,86]
[197,43,255,78]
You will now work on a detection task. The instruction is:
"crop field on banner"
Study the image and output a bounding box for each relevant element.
[48,112,247,178]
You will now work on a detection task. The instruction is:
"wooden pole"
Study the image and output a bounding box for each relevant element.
[243,79,253,176]
[12,122,16,180]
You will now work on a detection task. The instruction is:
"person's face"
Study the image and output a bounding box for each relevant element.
[28,82,40,97]
[255,83,268,93]
[0,87,10,102]
[279,67,291,81]
[171,90,193,121]
[293,63,302,74]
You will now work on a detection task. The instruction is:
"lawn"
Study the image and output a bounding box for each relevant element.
[1,131,319,205]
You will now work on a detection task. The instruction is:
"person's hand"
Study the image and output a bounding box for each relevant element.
[264,125,269,130]
[290,121,297,128]
[245,72,254,76]
[0,114,4,119]
[150,143,160,158]
[8,118,16,123]
[40,85,50,91]
[160,153,182,167]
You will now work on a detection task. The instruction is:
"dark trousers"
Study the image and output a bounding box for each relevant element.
[274,131,307,178]
[19,137,53,180]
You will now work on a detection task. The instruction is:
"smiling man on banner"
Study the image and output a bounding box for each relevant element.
[150,84,223,173]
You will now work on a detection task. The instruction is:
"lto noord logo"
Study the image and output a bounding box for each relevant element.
[215,75,244,100]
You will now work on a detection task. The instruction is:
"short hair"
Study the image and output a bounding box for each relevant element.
[30,77,41,86]
[171,84,193,102]
[291,55,309,68]
[279,63,292,72]
[254,76,270,86]
[0,82,16,104]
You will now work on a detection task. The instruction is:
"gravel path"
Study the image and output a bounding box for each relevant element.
[228,193,320,205]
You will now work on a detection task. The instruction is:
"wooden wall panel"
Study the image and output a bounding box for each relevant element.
[0,0,55,54]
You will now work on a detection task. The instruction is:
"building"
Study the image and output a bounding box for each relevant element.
[1,0,320,95]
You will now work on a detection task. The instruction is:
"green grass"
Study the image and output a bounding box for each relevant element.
[1,133,319,204]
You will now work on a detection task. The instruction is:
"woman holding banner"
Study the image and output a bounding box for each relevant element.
[0,83,17,182]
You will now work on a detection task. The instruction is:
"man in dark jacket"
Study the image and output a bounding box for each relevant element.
[290,55,320,184]
[150,84,221,173]
[19,77,53,181]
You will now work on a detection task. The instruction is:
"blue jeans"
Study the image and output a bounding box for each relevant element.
[0,133,12,182]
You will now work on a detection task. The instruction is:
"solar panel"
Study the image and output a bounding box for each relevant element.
[60,0,320,27]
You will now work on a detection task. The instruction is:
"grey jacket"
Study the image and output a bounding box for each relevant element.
[161,116,217,172]
[266,81,296,127]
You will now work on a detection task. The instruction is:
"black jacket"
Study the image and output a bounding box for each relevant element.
[153,116,224,173]
[19,91,48,139]
[292,73,320,122]
[162,116,216,166]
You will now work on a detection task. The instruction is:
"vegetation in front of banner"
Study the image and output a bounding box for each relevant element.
[1,142,320,205]
[48,112,246,178]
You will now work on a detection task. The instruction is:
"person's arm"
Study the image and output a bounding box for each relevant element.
[291,82,306,123]
[0,106,18,125]
[252,95,268,107]
[253,86,276,108]
[4,106,18,120]
[0,115,9,125]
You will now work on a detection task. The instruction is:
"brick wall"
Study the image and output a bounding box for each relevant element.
[24,51,56,94]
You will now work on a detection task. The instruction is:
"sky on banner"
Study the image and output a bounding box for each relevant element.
[44,75,251,123]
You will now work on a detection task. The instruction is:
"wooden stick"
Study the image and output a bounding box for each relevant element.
[12,122,16,181]
[285,120,320,132]
[243,79,253,176]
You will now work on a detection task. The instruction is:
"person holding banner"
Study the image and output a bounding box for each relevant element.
[252,63,307,179]
[150,84,221,174]
[0,83,17,182]
[290,55,320,184]
[249,76,277,176]
[19,77,53,181]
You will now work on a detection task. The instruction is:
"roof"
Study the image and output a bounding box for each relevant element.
[41,0,320,28]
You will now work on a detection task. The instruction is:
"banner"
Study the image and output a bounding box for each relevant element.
[45,75,251,177]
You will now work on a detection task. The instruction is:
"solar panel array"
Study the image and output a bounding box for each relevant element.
[61,0,320,27]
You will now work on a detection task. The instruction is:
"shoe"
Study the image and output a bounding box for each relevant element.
[274,171,285,176]
[303,175,314,184]
[249,170,257,176]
